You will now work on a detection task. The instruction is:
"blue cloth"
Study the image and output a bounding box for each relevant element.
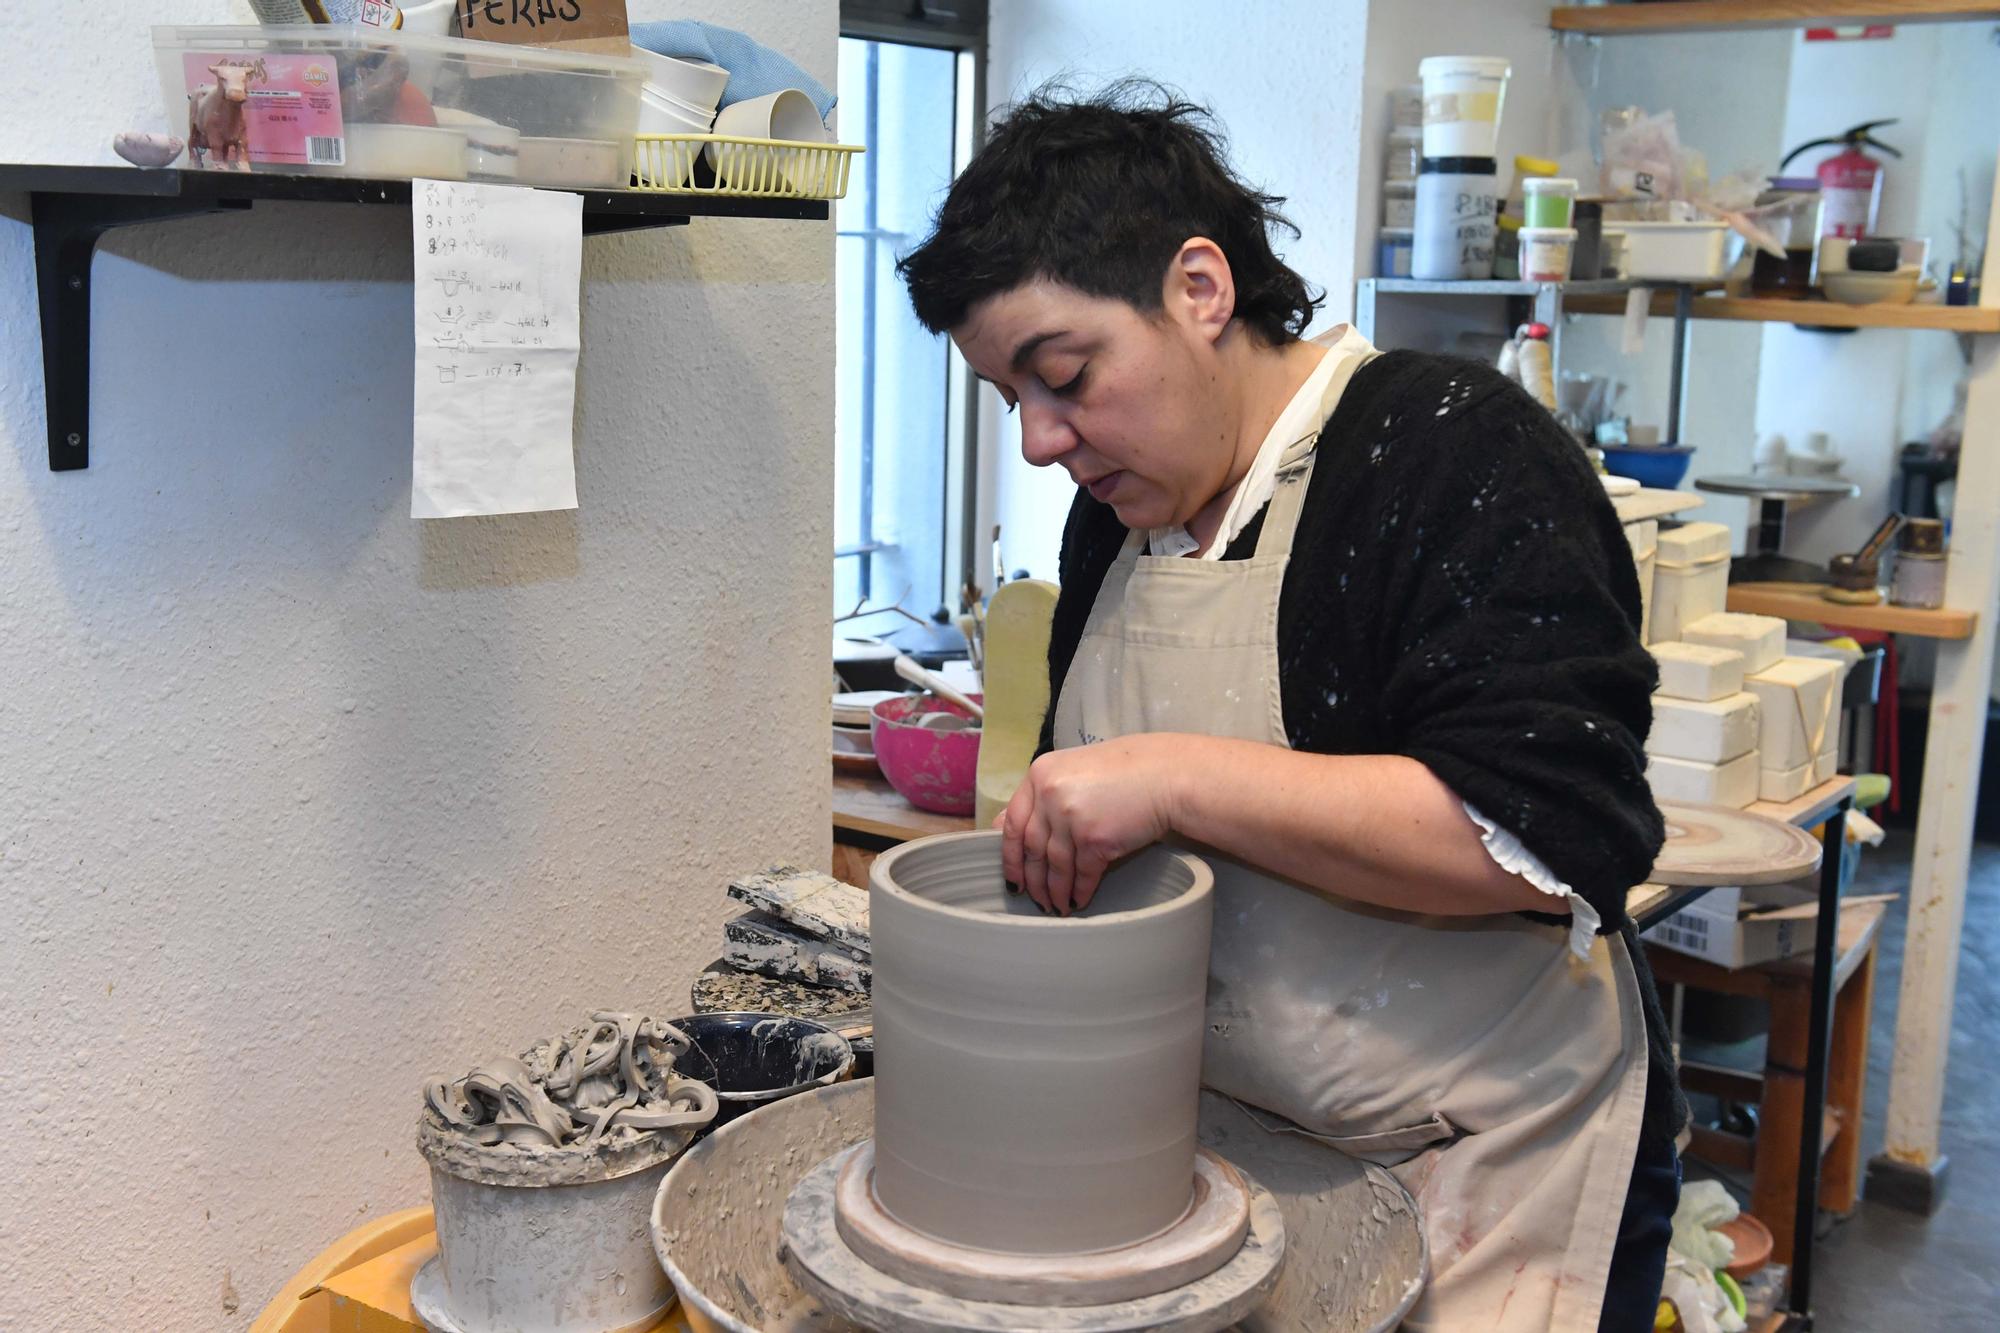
[628,20,835,119]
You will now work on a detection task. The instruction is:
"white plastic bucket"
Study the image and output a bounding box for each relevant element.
[1418,55,1511,158]
[1412,157,1498,281]
[1520,226,1577,282]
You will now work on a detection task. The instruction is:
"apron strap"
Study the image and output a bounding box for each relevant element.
[1252,347,1382,560]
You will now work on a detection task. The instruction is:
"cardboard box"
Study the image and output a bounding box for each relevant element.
[1651,557,1729,644]
[1657,521,1732,565]
[1760,759,1814,803]
[1648,691,1759,764]
[1652,640,1746,702]
[1643,890,1896,968]
[1685,612,1787,675]
[1745,655,1843,770]
[1648,750,1758,808]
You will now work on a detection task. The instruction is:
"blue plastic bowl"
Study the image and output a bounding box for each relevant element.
[1599,444,1695,490]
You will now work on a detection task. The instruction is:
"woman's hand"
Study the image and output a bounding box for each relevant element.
[997,734,1191,916]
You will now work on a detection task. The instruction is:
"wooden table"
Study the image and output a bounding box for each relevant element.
[831,769,974,886]
[1651,902,1886,1267]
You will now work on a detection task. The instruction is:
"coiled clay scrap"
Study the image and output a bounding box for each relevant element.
[423,1011,718,1168]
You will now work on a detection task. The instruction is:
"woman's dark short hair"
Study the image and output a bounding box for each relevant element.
[897,81,1321,344]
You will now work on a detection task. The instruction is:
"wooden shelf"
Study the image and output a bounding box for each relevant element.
[1726,582,1977,639]
[833,770,975,844]
[1551,1,2000,35]
[1565,289,2000,333]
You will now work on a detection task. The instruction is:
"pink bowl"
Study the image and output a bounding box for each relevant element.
[871,694,982,816]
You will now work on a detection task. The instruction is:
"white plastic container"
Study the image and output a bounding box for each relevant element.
[153,25,644,187]
[1612,220,1731,282]
[1378,227,1413,277]
[333,123,467,179]
[1521,176,1579,228]
[1383,180,1416,228]
[1412,157,1497,281]
[1385,127,1423,183]
[1520,226,1576,282]
[1418,55,1511,159]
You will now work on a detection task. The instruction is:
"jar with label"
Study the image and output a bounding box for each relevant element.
[1890,518,1949,609]
[1750,177,1823,296]
[1378,227,1414,278]
[1413,156,1498,281]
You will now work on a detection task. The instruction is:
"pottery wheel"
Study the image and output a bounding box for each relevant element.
[1651,801,1824,887]
[781,1144,1286,1333]
[832,1141,1252,1307]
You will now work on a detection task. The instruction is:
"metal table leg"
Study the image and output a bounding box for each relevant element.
[1786,793,1853,1325]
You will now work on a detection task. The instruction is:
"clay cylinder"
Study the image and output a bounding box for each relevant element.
[869,830,1215,1255]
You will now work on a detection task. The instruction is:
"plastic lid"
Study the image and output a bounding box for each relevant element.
[1420,55,1513,78]
[1523,322,1552,339]
[1514,154,1561,176]
[1519,227,1579,240]
[1389,127,1423,141]
[1418,156,1499,174]
[1522,176,1579,193]
[1380,227,1414,239]
[1498,214,1522,232]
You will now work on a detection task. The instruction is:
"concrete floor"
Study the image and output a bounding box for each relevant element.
[1679,828,2000,1330]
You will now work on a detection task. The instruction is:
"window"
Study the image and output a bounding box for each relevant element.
[834,5,985,627]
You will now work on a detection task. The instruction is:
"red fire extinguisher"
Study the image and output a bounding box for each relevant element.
[1781,119,1903,239]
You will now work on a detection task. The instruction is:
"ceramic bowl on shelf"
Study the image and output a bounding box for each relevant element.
[633,49,729,113]
[1822,269,1920,306]
[832,723,878,775]
[1599,443,1695,490]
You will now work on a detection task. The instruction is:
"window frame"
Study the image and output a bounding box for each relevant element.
[836,0,988,615]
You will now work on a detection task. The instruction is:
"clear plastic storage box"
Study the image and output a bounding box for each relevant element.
[154,25,645,188]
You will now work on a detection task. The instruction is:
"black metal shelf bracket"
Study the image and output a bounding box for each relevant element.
[32,191,248,471]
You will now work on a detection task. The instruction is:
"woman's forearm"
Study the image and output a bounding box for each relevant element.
[1165,735,1560,917]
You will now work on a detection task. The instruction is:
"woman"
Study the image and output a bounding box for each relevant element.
[898,86,1682,1331]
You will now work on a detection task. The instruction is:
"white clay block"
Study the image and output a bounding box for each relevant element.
[728,865,871,954]
[1760,761,1814,803]
[1815,749,1838,784]
[1650,560,1729,644]
[1627,521,1658,643]
[1744,656,1844,771]
[1652,641,1746,702]
[1684,612,1787,675]
[1648,691,1759,764]
[1656,521,1732,567]
[1649,751,1759,809]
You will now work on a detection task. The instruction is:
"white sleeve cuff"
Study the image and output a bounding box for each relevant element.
[1462,802,1600,959]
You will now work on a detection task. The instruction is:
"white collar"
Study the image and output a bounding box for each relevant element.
[1148,324,1375,560]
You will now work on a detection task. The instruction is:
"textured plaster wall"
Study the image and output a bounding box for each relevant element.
[0,2,835,1327]
[976,0,1371,583]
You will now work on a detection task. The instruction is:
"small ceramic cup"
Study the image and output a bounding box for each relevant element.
[707,89,829,189]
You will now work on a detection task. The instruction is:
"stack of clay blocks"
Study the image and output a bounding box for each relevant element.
[722,866,872,993]
[1647,521,1731,646]
[1644,610,1789,808]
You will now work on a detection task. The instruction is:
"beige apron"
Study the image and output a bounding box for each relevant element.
[1051,349,1650,1331]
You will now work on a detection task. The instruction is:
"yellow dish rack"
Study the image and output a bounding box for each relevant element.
[631,134,863,200]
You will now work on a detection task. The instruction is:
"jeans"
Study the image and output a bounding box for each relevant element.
[1597,1128,1682,1331]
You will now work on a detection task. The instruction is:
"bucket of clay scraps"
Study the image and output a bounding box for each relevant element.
[667,1012,854,1130]
[414,1095,716,1333]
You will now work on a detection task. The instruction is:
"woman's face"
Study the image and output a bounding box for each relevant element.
[952,274,1238,532]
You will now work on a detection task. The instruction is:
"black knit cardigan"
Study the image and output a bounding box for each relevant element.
[1037,349,1685,1146]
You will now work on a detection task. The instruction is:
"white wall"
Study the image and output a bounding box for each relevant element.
[0,3,835,1327]
[976,0,1371,583]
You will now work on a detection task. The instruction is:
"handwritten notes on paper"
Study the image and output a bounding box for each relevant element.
[412,179,582,519]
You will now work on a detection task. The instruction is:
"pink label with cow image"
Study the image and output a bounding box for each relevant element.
[182,53,346,169]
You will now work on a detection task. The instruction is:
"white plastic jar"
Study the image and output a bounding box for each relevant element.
[1418,55,1512,159]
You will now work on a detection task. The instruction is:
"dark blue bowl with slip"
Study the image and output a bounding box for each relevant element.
[1599,443,1695,490]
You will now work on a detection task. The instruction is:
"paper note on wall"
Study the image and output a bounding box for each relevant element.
[412,178,582,519]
